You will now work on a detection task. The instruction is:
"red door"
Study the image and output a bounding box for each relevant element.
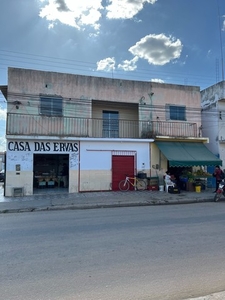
[112,155,135,191]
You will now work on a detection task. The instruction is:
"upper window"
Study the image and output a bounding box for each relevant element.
[40,96,63,116]
[166,104,186,121]
[103,110,119,138]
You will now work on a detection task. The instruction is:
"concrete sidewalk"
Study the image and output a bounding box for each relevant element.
[0,184,218,214]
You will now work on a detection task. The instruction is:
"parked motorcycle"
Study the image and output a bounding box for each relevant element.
[214,180,225,202]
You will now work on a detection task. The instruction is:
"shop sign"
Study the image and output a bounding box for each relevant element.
[7,141,79,152]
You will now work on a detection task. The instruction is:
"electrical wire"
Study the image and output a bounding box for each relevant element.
[0,49,220,90]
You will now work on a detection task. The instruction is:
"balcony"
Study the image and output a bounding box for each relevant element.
[6,113,198,138]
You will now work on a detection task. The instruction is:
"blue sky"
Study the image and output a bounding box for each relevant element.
[0,0,225,151]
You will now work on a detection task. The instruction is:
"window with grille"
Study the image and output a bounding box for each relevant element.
[166,104,186,121]
[40,96,63,116]
[103,111,119,138]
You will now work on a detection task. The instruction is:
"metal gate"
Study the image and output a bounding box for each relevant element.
[111,151,136,191]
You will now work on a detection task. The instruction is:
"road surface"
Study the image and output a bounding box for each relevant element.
[1,202,225,299]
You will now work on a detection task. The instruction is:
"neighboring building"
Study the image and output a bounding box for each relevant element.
[201,81,225,165]
[0,152,5,171]
[3,67,221,197]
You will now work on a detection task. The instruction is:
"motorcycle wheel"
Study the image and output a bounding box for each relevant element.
[214,193,222,202]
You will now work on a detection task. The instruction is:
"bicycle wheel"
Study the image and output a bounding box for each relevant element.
[136,179,147,191]
[119,180,130,191]
[214,193,222,202]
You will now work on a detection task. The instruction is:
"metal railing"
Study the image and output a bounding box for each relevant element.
[6,113,198,138]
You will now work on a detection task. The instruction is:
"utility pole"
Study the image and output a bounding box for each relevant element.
[217,0,224,81]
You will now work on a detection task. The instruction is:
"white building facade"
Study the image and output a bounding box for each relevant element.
[6,137,152,196]
[201,81,225,165]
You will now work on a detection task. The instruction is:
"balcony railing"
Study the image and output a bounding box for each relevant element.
[6,113,198,138]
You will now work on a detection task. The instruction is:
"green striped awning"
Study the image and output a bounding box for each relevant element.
[156,142,222,167]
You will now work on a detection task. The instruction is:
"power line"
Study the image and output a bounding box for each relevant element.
[0,49,220,89]
[1,95,210,117]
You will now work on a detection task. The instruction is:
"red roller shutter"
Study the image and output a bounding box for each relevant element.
[112,155,134,191]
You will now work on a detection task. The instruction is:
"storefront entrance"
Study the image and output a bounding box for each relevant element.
[33,154,69,194]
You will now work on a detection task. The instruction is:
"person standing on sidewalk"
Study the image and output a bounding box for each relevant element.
[213,165,223,192]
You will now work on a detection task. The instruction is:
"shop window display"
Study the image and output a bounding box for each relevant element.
[33,154,69,190]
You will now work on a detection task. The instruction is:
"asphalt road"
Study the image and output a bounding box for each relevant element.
[1,203,225,300]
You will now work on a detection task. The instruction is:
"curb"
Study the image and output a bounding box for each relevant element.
[185,291,225,299]
[0,197,214,214]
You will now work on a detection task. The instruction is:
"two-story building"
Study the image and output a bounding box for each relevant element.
[1,67,221,196]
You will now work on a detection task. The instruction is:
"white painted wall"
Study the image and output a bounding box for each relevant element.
[79,139,151,192]
[80,140,150,172]
[5,138,152,195]
[201,81,225,166]
[202,105,219,155]
[5,139,79,196]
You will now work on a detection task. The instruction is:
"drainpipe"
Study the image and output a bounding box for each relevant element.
[148,92,154,134]
[199,125,202,137]
[78,141,81,192]
[148,92,154,121]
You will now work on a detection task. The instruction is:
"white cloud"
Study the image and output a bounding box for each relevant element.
[106,0,157,19]
[0,108,6,121]
[222,20,225,31]
[118,56,139,71]
[39,0,158,30]
[0,133,6,152]
[0,106,6,152]
[0,93,6,121]
[151,78,164,83]
[129,34,183,66]
[39,0,103,30]
[96,57,116,72]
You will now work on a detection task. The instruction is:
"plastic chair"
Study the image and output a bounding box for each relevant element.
[164,179,175,193]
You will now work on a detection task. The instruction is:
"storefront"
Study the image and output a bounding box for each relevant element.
[155,141,222,191]
[5,139,79,196]
[5,138,153,197]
